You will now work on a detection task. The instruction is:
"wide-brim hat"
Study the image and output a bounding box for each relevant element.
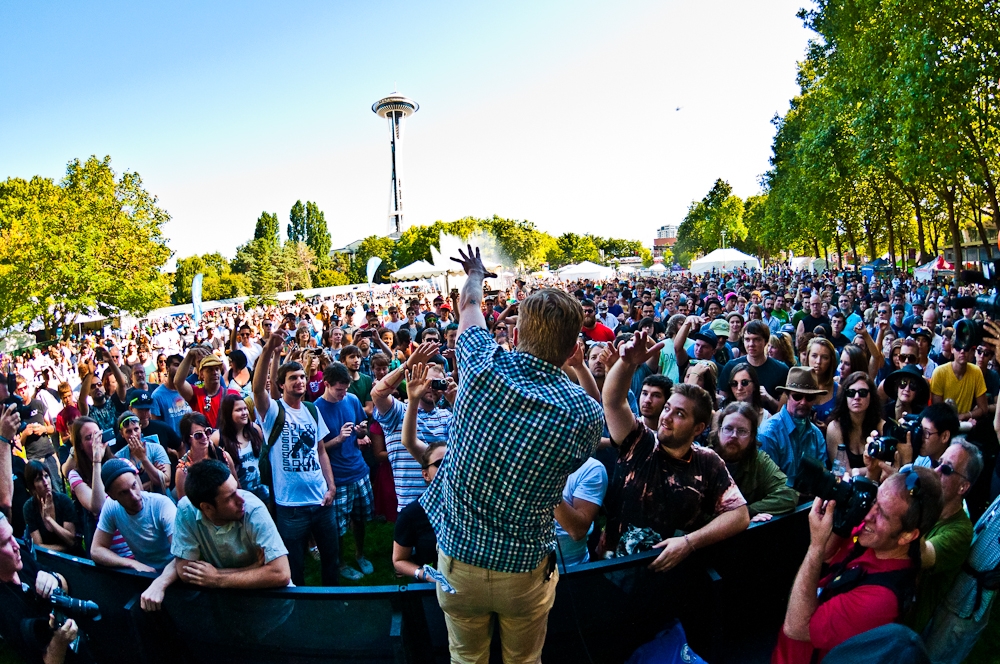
[776,366,828,395]
[883,364,930,405]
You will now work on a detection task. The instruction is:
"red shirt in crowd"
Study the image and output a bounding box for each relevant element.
[188,385,241,427]
[772,530,914,664]
[581,322,616,343]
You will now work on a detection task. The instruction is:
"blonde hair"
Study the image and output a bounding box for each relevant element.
[516,288,584,366]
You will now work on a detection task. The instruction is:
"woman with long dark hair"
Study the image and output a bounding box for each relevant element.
[826,371,884,471]
[23,459,78,552]
[722,362,770,425]
[175,412,236,501]
[213,394,268,503]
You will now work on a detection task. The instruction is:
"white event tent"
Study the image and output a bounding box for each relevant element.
[690,248,761,273]
[390,260,447,280]
[559,261,616,281]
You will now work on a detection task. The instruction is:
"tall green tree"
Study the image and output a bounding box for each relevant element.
[0,156,172,338]
[288,200,306,244]
[304,201,332,261]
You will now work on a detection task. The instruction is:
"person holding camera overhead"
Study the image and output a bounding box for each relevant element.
[773,466,943,664]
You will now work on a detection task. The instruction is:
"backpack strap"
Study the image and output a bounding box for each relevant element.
[302,400,320,428]
[819,562,918,618]
[257,400,286,490]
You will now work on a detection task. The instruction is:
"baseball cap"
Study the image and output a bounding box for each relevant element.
[690,328,719,347]
[129,390,154,410]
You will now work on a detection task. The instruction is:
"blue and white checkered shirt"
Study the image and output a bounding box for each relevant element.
[420,326,604,573]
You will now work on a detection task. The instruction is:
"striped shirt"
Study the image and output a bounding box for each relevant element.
[374,397,452,511]
[421,326,603,573]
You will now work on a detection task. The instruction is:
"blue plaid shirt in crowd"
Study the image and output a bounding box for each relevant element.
[420,326,604,573]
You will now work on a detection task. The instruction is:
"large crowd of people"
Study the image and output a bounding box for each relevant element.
[3,251,1000,663]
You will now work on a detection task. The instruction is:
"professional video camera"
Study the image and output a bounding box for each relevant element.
[2,373,31,433]
[866,415,923,463]
[20,588,100,654]
[795,457,878,538]
[952,260,1000,349]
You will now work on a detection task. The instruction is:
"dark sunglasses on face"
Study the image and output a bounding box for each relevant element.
[425,459,443,470]
[788,392,816,403]
[938,462,970,481]
[730,379,752,389]
[845,388,870,399]
[899,354,918,364]
[897,378,917,390]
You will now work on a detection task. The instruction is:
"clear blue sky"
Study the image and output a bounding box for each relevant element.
[0,1,812,263]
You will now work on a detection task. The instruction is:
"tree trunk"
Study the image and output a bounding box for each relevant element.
[913,193,929,263]
[834,223,844,270]
[885,203,897,271]
[899,222,906,273]
[944,184,963,269]
[844,218,860,269]
[813,237,821,259]
[864,217,877,263]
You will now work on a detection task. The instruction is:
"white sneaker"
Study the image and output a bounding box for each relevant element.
[356,557,374,575]
[340,565,364,581]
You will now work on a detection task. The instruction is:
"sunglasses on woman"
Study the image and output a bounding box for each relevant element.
[845,388,870,399]
[190,429,215,441]
[897,378,917,390]
[730,379,752,389]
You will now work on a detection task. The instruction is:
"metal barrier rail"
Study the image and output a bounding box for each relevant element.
[10,505,810,664]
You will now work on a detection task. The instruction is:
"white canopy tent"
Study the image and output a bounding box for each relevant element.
[390,260,447,280]
[690,248,761,274]
[558,261,616,281]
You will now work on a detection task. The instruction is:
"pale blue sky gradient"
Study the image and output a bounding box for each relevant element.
[1,1,812,262]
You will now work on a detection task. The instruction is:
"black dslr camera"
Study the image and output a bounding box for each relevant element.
[3,373,31,433]
[952,260,1000,349]
[21,588,100,654]
[866,415,922,463]
[795,457,878,538]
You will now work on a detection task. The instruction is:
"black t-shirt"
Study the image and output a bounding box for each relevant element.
[23,493,77,546]
[800,314,831,335]
[719,356,790,399]
[142,419,181,453]
[393,500,437,568]
[829,333,852,352]
[0,551,44,664]
[21,399,54,460]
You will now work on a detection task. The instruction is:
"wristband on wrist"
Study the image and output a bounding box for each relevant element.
[684,534,695,553]
[0,435,9,445]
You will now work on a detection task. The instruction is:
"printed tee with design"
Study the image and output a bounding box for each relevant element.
[261,399,330,507]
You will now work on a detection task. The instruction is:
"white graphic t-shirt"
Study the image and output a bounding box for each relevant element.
[261,399,330,507]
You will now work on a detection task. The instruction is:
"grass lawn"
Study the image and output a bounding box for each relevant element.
[302,518,411,588]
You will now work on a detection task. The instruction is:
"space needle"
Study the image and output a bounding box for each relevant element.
[372,91,419,238]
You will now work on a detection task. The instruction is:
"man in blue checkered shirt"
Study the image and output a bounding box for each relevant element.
[420,246,604,663]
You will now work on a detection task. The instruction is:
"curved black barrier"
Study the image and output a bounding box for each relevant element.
[8,505,809,664]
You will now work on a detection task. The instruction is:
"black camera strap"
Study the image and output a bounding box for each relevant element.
[818,544,917,617]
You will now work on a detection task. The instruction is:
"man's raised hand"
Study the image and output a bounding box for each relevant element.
[408,342,439,367]
[406,363,430,401]
[619,330,664,367]
[450,245,497,278]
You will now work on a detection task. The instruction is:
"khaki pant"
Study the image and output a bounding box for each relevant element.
[437,551,558,664]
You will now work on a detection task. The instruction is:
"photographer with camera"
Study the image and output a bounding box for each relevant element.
[774,466,943,663]
[0,512,93,664]
[866,403,960,483]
